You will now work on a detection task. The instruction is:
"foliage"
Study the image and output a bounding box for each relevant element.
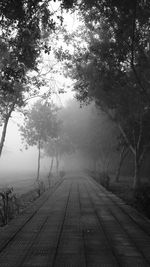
[0,0,77,158]
[57,1,150,187]
[20,100,59,147]
[55,135,75,157]
[0,0,63,73]
[0,0,66,157]
[0,37,29,156]
[20,99,60,183]
[0,187,19,226]
[59,100,118,171]
[134,184,150,218]
[43,116,75,159]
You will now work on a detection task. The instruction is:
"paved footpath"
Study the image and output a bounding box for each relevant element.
[0,172,150,267]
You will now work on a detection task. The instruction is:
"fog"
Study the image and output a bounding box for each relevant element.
[0,120,45,184]
[0,97,120,191]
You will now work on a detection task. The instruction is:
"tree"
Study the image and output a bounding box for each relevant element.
[20,100,59,183]
[115,136,129,183]
[0,0,75,76]
[0,39,27,156]
[0,0,75,158]
[44,133,74,185]
[59,99,118,174]
[43,138,55,188]
[73,35,150,188]
[58,1,150,188]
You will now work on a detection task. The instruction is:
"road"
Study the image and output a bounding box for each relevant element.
[0,172,150,267]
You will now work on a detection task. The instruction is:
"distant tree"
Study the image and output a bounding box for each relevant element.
[59,100,118,174]
[44,133,74,185]
[20,100,59,185]
[43,138,56,188]
[55,135,75,176]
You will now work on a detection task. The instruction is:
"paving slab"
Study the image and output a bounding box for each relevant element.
[0,172,150,267]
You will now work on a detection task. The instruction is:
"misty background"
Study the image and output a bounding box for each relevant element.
[0,0,150,198]
[0,98,134,186]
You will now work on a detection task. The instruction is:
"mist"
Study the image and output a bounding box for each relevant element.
[0,99,119,182]
[58,99,119,174]
[0,119,47,185]
[0,97,131,192]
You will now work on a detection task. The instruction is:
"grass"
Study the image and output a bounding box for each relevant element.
[0,171,61,227]
[89,170,150,220]
[108,176,150,219]
[109,176,135,205]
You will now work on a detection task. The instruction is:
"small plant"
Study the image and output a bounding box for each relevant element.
[0,187,19,226]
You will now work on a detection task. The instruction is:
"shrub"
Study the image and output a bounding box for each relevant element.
[134,184,150,218]
[0,187,19,226]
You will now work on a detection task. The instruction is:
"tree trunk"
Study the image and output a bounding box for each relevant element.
[115,147,129,182]
[47,157,54,188]
[36,139,41,182]
[56,154,59,178]
[115,159,123,183]
[0,104,15,157]
[133,152,141,189]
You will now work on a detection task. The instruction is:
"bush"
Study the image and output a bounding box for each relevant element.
[134,184,150,218]
[0,187,19,226]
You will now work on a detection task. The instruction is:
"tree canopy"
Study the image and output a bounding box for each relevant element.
[20,100,59,147]
[1,0,150,188]
[55,0,150,187]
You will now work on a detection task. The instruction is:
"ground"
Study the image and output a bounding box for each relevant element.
[0,171,150,266]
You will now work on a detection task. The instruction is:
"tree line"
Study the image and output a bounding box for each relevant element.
[55,0,150,188]
[1,0,150,190]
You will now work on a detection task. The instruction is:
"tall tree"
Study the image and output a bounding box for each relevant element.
[20,100,59,182]
[0,39,27,156]
[58,1,150,188]
[44,133,74,182]
[59,100,118,174]
[0,0,76,157]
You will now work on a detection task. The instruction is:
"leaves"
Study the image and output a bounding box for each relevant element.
[20,100,60,148]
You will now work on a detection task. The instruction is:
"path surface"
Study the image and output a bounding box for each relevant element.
[0,172,150,267]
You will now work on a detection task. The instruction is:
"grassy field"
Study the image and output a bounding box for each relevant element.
[0,171,36,193]
[0,170,62,226]
[0,170,61,194]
